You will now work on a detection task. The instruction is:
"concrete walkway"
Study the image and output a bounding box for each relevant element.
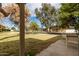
[36,40,79,56]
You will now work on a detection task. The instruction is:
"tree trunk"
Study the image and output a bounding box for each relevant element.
[47,28,50,32]
[18,3,25,56]
[77,30,79,55]
[0,3,26,55]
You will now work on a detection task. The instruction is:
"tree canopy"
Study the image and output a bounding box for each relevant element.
[59,3,79,29]
[0,4,30,23]
[35,3,57,30]
[30,21,39,31]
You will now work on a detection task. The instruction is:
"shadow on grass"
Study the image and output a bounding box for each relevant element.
[0,35,19,41]
[0,36,63,56]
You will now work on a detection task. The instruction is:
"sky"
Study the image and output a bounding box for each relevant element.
[2,3,61,17]
[26,3,61,16]
[26,3,61,28]
[0,3,61,29]
[0,15,19,30]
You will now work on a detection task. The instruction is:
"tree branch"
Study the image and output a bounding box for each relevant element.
[0,3,9,17]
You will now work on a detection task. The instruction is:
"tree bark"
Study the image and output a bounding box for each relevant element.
[0,3,26,55]
[18,3,25,56]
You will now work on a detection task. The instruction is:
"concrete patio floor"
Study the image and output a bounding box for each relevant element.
[36,40,79,56]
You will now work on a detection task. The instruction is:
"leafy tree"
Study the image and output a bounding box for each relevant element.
[0,3,30,32]
[59,3,79,29]
[30,21,39,31]
[0,3,30,24]
[0,3,9,17]
[35,3,58,32]
[0,24,6,32]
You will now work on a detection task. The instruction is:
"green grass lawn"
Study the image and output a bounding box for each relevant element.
[0,32,64,56]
